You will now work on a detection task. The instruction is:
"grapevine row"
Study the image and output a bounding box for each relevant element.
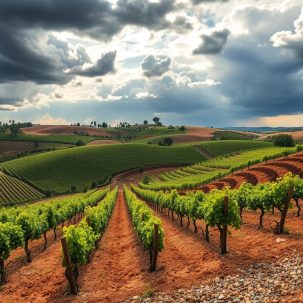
[0,188,109,284]
[132,173,303,253]
[62,187,118,292]
[123,185,164,271]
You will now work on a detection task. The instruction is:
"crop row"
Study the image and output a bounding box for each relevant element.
[0,187,109,284]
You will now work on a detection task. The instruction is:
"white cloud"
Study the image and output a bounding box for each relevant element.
[34,113,71,125]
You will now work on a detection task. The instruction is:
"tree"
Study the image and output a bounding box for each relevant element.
[153,117,160,125]
[143,120,148,125]
[159,137,174,146]
[101,122,108,128]
[10,124,21,136]
[273,134,295,147]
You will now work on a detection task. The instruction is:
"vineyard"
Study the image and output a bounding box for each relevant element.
[1,141,303,302]
[0,173,44,206]
[0,140,268,194]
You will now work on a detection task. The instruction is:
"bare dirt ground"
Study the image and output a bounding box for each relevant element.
[170,134,210,144]
[186,126,218,139]
[22,125,111,137]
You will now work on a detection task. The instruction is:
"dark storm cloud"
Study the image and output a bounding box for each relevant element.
[193,29,230,55]
[0,26,70,84]
[141,55,171,78]
[114,0,175,30]
[0,0,176,40]
[0,0,176,85]
[70,51,116,77]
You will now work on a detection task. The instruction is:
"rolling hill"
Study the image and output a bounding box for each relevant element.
[0,140,271,194]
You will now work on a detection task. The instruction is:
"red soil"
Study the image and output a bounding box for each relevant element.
[22,125,111,136]
[186,126,217,139]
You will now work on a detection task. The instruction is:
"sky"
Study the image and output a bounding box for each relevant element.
[0,0,302,127]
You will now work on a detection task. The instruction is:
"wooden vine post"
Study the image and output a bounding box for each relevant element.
[61,237,77,295]
[150,224,159,272]
[278,186,294,234]
[221,197,229,255]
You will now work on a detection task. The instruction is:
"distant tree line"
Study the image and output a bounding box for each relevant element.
[0,121,33,136]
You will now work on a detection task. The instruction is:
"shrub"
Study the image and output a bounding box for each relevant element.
[91,182,97,189]
[273,134,295,147]
[76,140,85,146]
[71,185,77,192]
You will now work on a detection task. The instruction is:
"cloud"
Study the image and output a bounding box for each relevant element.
[114,0,175,30]
[0,0,175,86]
[193,0,229,4]
[193,29,230,55]
[270,8,303,59]
[241,113,303,127]
[141,55,171,77]
[34,113,71,125]
[70,51,116,77]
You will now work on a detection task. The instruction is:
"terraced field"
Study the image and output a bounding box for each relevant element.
[0,140,269,195]
[0,173,44,206]
[142,146,297,190]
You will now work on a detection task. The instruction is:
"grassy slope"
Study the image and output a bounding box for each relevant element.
[212,131,256,140]
[0,140,272,194]
[194,140,271,156]
[0,144,202,193]
[0,173,45,206]
[0,133,101,144]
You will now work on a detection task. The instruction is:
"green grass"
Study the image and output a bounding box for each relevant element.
[194,140,271,156]
[0,173,45,206]
[212,131,256,140]
[0,144,203,194]
[0,133,100,145]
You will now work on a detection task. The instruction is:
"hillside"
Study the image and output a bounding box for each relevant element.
[0,140,270,194]
[0,173,44,206]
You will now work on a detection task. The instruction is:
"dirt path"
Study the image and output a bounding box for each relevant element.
[58,189,150,303]
[0,235,66,303]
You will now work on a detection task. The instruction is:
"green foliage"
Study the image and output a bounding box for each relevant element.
[0,222,24,260]
[124,186,164,252]
[63,187,118,267]
[63,222,97,266]
[272,134,295,147]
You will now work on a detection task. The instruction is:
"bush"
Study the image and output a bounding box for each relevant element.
[91,182,97,189]
[179,126,186,131]
[76,140,85,146]
[161,137,174,146]
[273,134,295,147]
[71,185,77,192]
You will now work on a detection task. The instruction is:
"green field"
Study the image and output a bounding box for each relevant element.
[142,145,297,190]
[0,140,274,195]
[0,133,101,145]
[212,131,256,140]
[0,173,45,206]
[0,144,202,194]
